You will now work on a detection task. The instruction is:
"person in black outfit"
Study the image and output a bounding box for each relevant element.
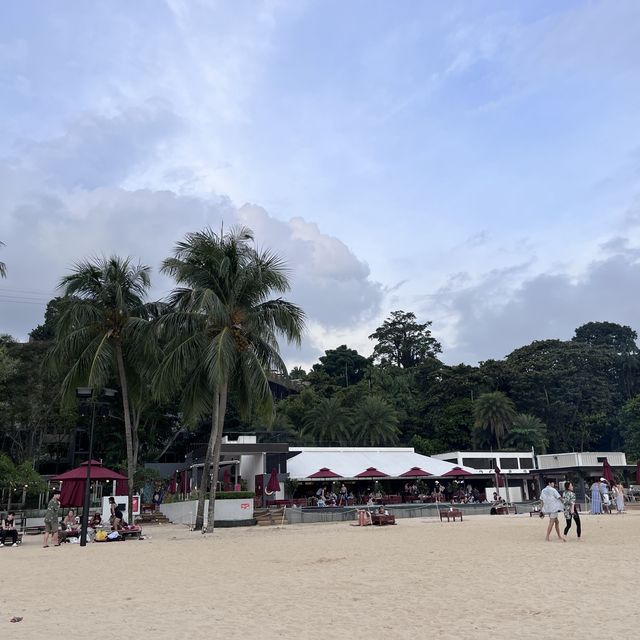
[1,512,19,545]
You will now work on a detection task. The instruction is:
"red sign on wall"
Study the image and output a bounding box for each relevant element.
[240,503,250,510]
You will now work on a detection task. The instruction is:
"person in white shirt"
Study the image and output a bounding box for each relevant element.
[539,479,566,542]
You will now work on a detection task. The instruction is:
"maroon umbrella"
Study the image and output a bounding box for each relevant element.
[354,467,388,478]
[266,467,281,493]
[307,467,343,479]
[441,466,473,478]
[494,466,505,488]
[399,466,432,478]
[180,471,190,494]
[602,459,615,484]
[52,461,128,482]
[53,461,127,507]
[636,460,640,485]
[168,473,177,494]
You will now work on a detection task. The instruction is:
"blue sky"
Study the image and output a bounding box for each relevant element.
[2,1,640,366]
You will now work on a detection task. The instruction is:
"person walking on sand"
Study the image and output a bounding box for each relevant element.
[590,479,602,514]
[43,489,61,547]
[539,479,565,542]
[613,480,626,513]
[562,481,581,540]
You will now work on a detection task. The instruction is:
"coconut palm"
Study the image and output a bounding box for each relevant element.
[473,391,516,449]
[352,396,400,446]
[302,397,353,445]
[505,413,548,453]
[48,256,153,517]
[155,226,304,532]
[0,241,6,278]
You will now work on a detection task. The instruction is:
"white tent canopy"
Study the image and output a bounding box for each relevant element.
[287,447,477,480]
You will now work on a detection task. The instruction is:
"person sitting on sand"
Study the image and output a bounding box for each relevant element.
[109,497,124,530]
[90,512,102,528]
[0,512,19,546]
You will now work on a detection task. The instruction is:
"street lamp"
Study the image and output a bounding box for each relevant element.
[76,387,117,547]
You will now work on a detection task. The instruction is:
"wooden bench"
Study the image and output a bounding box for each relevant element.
[440,509,463,522]
[371,513,396,526]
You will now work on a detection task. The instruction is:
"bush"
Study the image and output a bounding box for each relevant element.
[216,491,255,500]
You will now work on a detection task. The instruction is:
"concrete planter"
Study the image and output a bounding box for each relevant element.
[161,498,254,527]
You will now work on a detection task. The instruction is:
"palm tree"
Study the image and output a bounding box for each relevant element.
[48,256,152,518]
[505,413,548,453]
[155,226,304,532]
[473,391,516,449]
[352,396,400,446]
[302,397,352,445]
[0,241,6,278]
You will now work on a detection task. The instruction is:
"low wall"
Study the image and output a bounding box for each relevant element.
[161,498,254,527]
[285,502,537,524]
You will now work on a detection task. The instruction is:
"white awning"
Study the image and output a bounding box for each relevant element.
[287,447,477,479]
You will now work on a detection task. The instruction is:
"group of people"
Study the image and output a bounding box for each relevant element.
[539,479,582,542]
[314,484,353,507]
[590,477,626,514]
[41,489,125,547]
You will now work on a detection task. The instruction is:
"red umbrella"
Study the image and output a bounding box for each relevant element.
[168,473,177,494]
[180,471,190,494]
[602,459,615,484]
[399,467,432,478]
[53,461,127,507]
[494,466,505,488]
[52,461,127,482]
[266,467,280,493]
[307,467,343,479]
[441,466,473,478]
[354,467,388,478]
[636,460,640,485]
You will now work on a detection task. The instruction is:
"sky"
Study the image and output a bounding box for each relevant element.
[2,0,640,367]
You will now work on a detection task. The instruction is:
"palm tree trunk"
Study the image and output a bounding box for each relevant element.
[194,388,219,530]
[115,342,135,521]
[205,381,228,534]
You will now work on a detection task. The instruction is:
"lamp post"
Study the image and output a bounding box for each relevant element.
[76,387,117,547]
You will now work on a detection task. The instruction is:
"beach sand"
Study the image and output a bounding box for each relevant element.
[2,512,638,639]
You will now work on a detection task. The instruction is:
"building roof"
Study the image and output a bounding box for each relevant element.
[287,447,476,480]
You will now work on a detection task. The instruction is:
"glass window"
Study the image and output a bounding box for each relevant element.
[463,457,495,469]
[499,458,518,469]
[519,458,534,469]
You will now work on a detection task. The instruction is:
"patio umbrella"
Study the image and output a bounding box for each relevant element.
[52,461,127,508]
[266,467,281,494]
[168,473,177,494]
[307,467,343,479]
[636,460,640,485]
[602,459,615,485]
[441,466,473,478]
[354,467,389,478]
[399,467,432,478]
[494,466,505,488]
[180,470,190,494]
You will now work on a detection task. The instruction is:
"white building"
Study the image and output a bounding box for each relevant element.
[536,451,627,470]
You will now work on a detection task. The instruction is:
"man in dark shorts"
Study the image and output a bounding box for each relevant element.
[43,489,61,547]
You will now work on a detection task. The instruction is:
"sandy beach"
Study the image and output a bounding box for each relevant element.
[2,512,638,639]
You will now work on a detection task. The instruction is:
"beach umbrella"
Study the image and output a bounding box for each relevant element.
[307,467,343,479]
[168,473,177,494]
[354,467,388,479]
[494,466,505,488]
[399,467,432,478]
[180,470,190,494]
[266,467,281,493]
[53,461,127,507]
[441,466,473,478]
[602,459,615,484]
[636,460,640,485]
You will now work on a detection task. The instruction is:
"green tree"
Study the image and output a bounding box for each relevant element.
[156,226,304,531]
[48,256,153,517]
[573,321,638,354]
[311,345,371,387]
[352,396,399,446]
[29,297,65,342]
[369,310,441,368]
[619,395,640,461]
[302,397,352,445]
[473,391,516,449]
[505,413,548,453]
